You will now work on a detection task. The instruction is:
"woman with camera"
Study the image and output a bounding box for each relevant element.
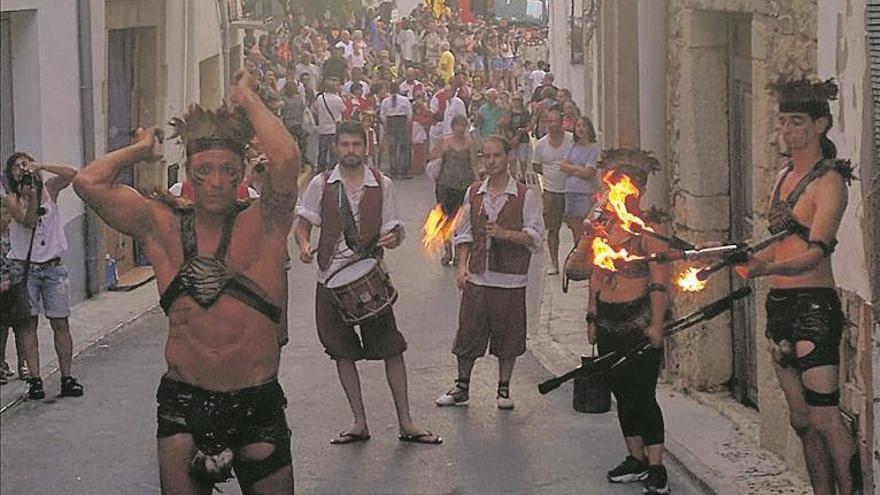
[3,152,82,400]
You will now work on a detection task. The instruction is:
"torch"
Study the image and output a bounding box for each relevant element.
[537,286,752,395]
[693,230,790,281]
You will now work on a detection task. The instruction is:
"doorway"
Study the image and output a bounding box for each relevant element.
[726,14,757,408]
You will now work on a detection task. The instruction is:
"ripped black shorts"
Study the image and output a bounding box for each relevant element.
[765,287,845,371]
[156,376,292,485]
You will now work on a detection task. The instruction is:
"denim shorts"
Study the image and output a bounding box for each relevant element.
[8,258,71,318]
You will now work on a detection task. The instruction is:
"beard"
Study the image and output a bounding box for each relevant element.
[339,153,363,168]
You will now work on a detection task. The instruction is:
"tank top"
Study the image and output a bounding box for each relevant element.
[438,143,475,191]
[8,194,68,263]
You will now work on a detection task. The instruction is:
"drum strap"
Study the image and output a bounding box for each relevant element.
[338,184,363,253]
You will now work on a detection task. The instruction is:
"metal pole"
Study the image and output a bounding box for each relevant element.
[77,0,99,298]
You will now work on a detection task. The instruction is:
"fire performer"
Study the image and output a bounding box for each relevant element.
[734,78,861,495]
[428,114,481,266]
[294,120,442,446]
[73,70,298,492]
[436,135,544,410]
[587,149,671,494]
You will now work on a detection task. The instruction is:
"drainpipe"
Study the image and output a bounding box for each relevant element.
[77,0,99,298]
[217,0,231,99]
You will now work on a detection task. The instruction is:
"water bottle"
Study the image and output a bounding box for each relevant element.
[104,254,118,289]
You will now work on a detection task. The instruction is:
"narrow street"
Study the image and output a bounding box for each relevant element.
[0,177,704,494]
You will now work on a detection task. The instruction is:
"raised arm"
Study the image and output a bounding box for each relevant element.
[35,163,78,200]
[3,185,40,228]
[232,70,300,235]
[72,128,164,240]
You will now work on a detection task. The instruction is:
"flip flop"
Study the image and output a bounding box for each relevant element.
[330,431,371,445]
[398,430,443,445]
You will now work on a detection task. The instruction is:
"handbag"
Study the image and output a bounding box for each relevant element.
[1,226,38,326]
[425,157,442,181]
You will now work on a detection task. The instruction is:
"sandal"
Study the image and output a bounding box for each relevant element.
[60,376,84,398]
[330,431,371,445]
[27,377,45,400]
[399,430,442,445]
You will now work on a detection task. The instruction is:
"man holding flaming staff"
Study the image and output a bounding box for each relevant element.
[734,79,862,495]
[586,149,672,494]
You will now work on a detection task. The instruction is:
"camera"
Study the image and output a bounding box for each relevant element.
[19,172,37,186]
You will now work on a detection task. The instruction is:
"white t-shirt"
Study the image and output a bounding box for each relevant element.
[335,40,354,58]
[312,92,346,135]
[533,132,574,193]
[530,69,547,89]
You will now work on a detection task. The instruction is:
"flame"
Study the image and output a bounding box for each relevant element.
[603,172,655,234]
[422,204,459,254]
[591,236,646,272]
[677,267,708,292]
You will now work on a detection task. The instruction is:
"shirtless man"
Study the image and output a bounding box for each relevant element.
[74,70,299,494]
[736,78,862,495]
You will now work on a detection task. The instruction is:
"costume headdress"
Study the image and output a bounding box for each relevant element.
[598,148,661,187]
[769,78,837,119]
[168,102,253,157]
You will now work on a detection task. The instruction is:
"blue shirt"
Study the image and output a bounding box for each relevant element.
[564,143,600,194]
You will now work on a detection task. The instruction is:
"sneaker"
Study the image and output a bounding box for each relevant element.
[496,391,514,410]
[643,465,670,494]
[1,361,13,378]
[436,384,469,407]
[607,456,649,483]
[60,376,84,398]
[27,377,45,400]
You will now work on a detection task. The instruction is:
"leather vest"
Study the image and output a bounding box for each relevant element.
[317,168,384,271]
[468,180,531,275]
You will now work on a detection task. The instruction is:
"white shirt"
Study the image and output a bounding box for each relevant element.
[453,174,544,288]
[295,165,405,283]
[312,92,346,135]
[343,80,371,97]
[442,96,468,137]
[398,29,419,61]
[379,95,413,121]
[8,192,68,263]
[533,132,574,193]
[347,52,367,69]
[530,69,547,89]
[335,40,354,58]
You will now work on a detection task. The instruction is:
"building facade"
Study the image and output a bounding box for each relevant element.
[1,0,243,301]
[581,0,878,489]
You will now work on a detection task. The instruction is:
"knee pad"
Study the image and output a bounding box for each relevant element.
[802,386,840,407]
[233,438,292,486]
[796,340,839,372]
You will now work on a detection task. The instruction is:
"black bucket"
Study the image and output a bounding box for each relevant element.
[573,354,611,413]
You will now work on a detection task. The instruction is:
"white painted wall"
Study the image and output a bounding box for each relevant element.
[817,0,871,301]
[547,0,586,110]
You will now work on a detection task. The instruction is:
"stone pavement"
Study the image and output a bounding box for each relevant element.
[1,281,159,414]
[530,274,813,495]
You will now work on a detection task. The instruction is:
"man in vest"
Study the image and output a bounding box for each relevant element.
[294,120,442,445]
[436,135,544,410]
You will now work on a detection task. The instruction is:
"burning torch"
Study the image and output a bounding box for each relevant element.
[537,286,753,395]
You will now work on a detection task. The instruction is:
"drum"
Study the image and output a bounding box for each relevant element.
[324,258,398,324]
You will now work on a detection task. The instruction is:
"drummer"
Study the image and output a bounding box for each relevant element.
[294,120,442,446]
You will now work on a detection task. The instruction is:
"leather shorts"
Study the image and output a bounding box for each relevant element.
[765,287,845,371]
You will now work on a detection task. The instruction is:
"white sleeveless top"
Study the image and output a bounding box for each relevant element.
[8,193,68,263]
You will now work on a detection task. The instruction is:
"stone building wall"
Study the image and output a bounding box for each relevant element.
[664,1,874,489]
